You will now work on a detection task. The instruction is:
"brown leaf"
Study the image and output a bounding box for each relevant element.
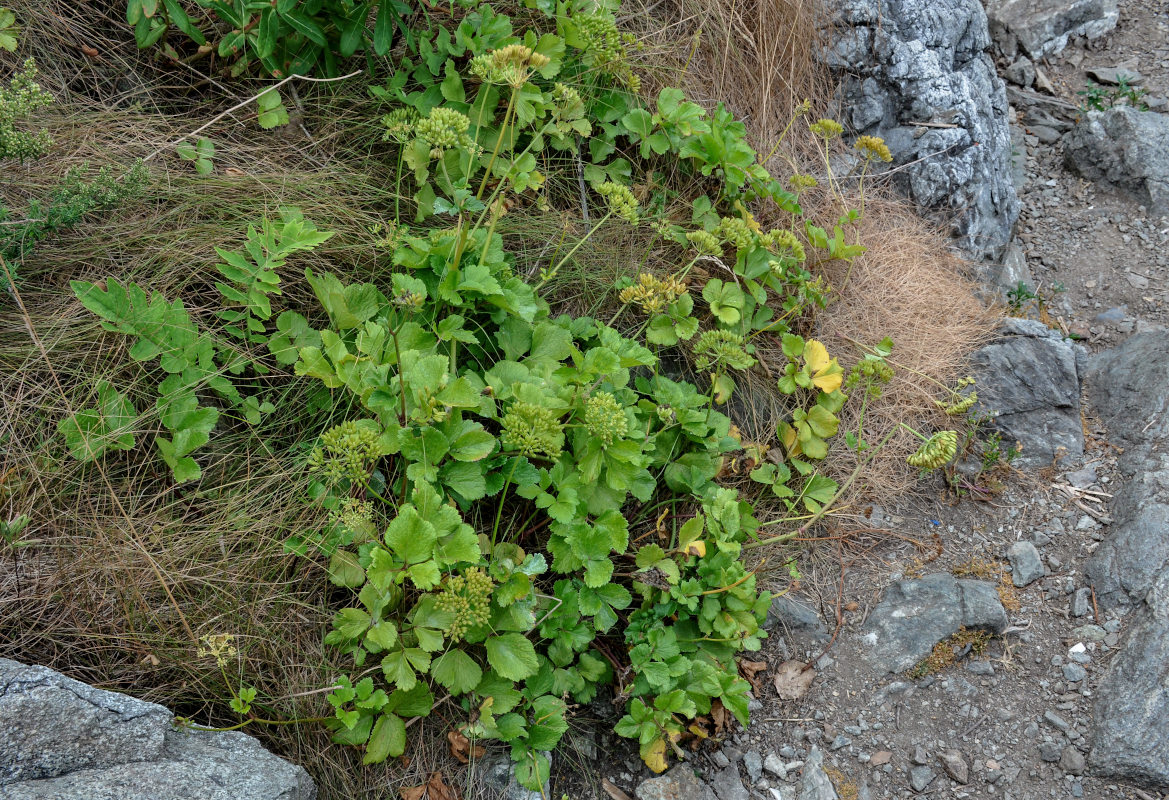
[710,700,727,735]
[401,772,455,800]
[738,659,768,693]
[602,778,634,800]
[223,167,248,177]
[447,728,485,764]
[773,659,816,700]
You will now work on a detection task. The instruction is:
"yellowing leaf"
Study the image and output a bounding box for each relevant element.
[642,736,669,773]
[683,540,706,557]
[803,339,843,394]
[779,421,802,457]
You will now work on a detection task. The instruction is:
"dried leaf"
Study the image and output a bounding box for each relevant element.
[773,659,816,700]
[447,728,485,764]
[602,777,634,800]
[401,772,455,800]
[710,700,727,735]
[739,659,768,693]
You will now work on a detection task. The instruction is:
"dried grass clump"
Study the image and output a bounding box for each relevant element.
[815,194,997,500]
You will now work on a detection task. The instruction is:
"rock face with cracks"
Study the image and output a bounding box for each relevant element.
[825,0,1020,258]
[983,0,1119,58]
[0,659,316,800]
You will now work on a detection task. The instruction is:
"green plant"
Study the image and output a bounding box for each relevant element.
[67,0,918,784]
[128,0,411,78]
[65,208,331,481]
[0,57,52,162]
[1078,77,1149,112]
[0,7,19,52]
[0,513,34,548]
[176,136,215,174]
[1,162,148,292]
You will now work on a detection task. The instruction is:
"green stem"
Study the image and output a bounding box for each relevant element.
[478,89,517,201]
[491,456,522,549]
[536,211,614,289]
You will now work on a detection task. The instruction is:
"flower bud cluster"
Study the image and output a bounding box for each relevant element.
[308,421,381,483]
[597,181,640,223]
[715,216,754,250]
[855,135,893,163]
[415,107,475,154]
[760,229,806,262]
[686,230,722,256]
[329,498,376,539]
[584,392,629,445]
[907,430,958,470]
[619,272,688,314]
[436,567,494,641]
[1,59,53,161]
[694,329,755,372]
[502,401,564,459]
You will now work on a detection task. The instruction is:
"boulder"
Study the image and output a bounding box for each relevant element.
[1088,569,1169,788]
[968,318,1084,467]
[861,573,1008,673]
[984,0,1118,59]
[1084,332,1169,607]
[1064,107,1169,218]
[825,0,1019,259]
[0,659,315,800]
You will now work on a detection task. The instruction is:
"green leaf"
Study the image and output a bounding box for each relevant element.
[363,713,406,764]
[279,8,327,46]
[384,506,437,564]
[430,649,482,694]
[256,88,290,129]
[328,550,366,588]
[485,633,538,681]
[373,0,396,54]
[59,381,137,462]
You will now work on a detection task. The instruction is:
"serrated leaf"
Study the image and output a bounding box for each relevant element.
[363,713,406,764]
[430,649,482,694]
[485,633,538,681]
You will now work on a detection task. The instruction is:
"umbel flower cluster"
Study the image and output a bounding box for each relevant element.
[619,272,688,314]
[414,107,476,156]
[501,400,564,459]
[575,13,640,90]
[908,430,958,470]
[436,567,494,642]
[329,498,376,538]
[847,357,895,398]
[584,392,629,445]
[597,181,640,223]
[693,329,756,372]
[308,421,381,483]
[470,44,551,87]
[0,59,52,161]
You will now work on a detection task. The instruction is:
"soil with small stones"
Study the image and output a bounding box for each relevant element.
[559,3,1169,799]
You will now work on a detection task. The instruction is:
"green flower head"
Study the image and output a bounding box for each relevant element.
[907,430,958,470]
[415,107,473,151]
[502,400,564,459]
[597,181,640,224]
[686,229,722,256]
[308,420,382,483]
[693,329,756,372]
[584,392,629,446]
[436,567,494,642]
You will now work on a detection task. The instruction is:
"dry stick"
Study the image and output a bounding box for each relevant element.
[0,255,197,644]
[144,70,363,162]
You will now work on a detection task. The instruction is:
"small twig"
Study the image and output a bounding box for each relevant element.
[145,70,362,161]
[960,714,987,738]
[1091,586,1101,625]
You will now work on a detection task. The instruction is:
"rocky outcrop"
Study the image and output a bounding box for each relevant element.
[1065,107,1169,218]
[984,0,1119,59]
[861,573,1009,673]
[968,318,1084,467]
[0,659,315,800]
[826,0,1020,259]
[1082,332,1169,789]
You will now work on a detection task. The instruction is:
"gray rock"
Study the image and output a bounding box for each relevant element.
[763,753,787,779]
[708,767,748,800]
[0,659,313,800]
[1063,663,1088,682]
[969,318,1083,466]
[862,574,1008,672]
[985,0,1118,58]
[1088,569,1169,788]
[636,765,718,800]
[766,595,828,641]
[743,751,763,784]
[1065,465,1098,489]
[908,766,935,792]
[711,751,732,770]
[0,660,170,784]
[1061,747,1087,775]
[826,0,1019,258]
[1085,333,1169,608]
[1065,107,1169,218]
[1029,124,1062,145]
[1085,66,1144,86]
[1039,740,1063,762]
[797,748,838,800]
[938,750,969,784]
[1004,57,1035,88]
[1007,541,1045,586]
[3,729,317,800]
